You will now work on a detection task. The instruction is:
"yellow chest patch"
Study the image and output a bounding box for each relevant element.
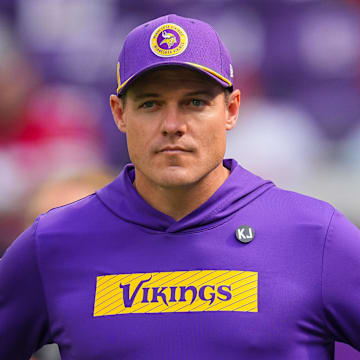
[93,269,258,316]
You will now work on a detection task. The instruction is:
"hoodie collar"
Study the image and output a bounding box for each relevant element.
[96,159,273,233]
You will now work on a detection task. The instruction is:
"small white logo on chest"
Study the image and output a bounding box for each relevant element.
[236,226,255,243]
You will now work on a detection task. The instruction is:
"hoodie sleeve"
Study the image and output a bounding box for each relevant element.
[322,209,360,350]
[0,218,53,359]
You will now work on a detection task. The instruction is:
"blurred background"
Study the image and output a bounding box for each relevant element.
[0,0,359,359]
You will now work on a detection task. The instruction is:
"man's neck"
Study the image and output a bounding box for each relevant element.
[133,164,230,221]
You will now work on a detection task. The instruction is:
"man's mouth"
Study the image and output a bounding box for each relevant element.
[158,146,191,153]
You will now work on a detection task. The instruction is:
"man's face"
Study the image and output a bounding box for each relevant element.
[111,67,239,189]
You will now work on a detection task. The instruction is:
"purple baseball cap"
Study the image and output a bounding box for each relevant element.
[116,14,234,95]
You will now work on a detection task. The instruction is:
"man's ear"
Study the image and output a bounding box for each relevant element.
[110,94,127,133]
[225,89,240,131]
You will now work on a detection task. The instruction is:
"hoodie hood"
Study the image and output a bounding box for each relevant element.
[96,159,273,233]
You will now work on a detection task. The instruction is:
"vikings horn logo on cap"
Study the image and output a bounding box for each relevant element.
[150,23,188,58]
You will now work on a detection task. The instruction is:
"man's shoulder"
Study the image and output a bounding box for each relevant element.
[264,184,335,224]
[47,192,98,214]
[36,192,105,234]
[235,162,335,222]
[269,184,333,207]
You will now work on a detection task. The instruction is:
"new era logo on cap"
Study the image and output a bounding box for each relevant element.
[116,14,234,95]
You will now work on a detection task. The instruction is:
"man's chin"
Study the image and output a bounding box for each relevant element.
[153,167,197,188]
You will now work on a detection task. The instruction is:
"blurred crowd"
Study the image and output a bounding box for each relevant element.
[0,0,359,359]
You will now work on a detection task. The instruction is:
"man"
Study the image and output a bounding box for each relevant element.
[0,14,359,360]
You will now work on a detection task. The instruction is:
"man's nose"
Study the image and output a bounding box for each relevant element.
[160,105,186,137]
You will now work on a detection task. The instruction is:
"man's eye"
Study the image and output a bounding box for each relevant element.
[191,99,204,107]
[141,101,155,108]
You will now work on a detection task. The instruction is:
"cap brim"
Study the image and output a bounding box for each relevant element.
[117,62,232,95]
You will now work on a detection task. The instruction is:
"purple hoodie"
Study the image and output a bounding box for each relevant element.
[0,159,359,359]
